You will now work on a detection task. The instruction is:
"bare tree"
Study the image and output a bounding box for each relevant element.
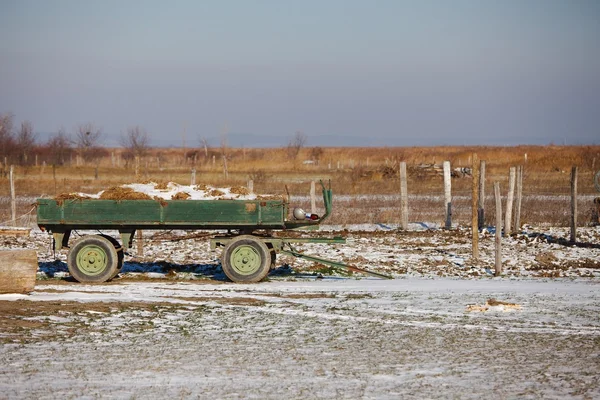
[16,120,37,164]
[287,130,307,159]
[73,123,103,163]
[121,126,150,158]
[46,128,72,165]
[0,113,16,163]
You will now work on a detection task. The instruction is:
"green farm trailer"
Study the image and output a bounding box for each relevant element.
[37,183,390,283]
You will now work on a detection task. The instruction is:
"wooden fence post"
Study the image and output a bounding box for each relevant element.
[494,182,502,276]
[191,168,196,186]
[9,166,16,226]
[248,180,254,194]
[53,164,57,194]
[222,155,228,178]
[137,230,143,257]
[310,181,316,214]
[504,167,516,236]
[478,160,486,230]
[471,154,479,260]
[514,165,523,232]
[571,166,578,242]
[399,161,408,230]
[443,161,452,229]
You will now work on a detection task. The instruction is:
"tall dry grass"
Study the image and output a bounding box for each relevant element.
[1,145,599,227]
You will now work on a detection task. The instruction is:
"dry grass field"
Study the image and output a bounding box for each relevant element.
[1,145,599,227]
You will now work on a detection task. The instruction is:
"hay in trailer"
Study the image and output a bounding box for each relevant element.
[154,182,169,190]
[230,186,250,196]
[99,186,153,200]
[256,194,286,201]
[54,193,92,202]
[171,192,191,200]
[209,189,225,197]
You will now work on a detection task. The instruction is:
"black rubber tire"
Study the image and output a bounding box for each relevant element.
[99,234,124,279]
[67,235,119,283]
[222,235,271,283]
[266,242,277,269]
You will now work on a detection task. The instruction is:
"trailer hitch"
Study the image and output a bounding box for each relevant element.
[281,243,393,280]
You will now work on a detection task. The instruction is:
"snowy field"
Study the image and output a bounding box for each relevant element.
[0,224,599,398]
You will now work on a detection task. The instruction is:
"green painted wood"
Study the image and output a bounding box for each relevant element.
[37,199,286,229]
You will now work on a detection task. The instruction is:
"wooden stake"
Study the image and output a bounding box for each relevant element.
[471,154,479,260]
[191,168,196,185]
[137,230,143,257]
[310,181,316,214]
[514,165,523,232]
[504,167,516,236]
[478,160,486,230]
[9,166,16,226]
[570,166,578,243]
[222,155,228,178]
[248,180,254,194]
[53,164,57,194]
[443,161,452,229]
[399,161,408,230]
[494,182,502,276]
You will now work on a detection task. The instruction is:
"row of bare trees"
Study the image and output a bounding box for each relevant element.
[0,112,150,167]
[1,112,318,168]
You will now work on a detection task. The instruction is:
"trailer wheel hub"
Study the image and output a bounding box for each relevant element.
[76,245,108,276]
[230,245,261,275]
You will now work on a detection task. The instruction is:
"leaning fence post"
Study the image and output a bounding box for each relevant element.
[494,182,502,276]
[9,165,16,226]
[443,161,452,229]
[478,160,486,230]
[570,166,578,242]
[471,154,479,260]
[399,161,408,230]
[505,167,516,236]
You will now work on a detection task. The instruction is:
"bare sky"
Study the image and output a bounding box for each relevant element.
[1,0,599,147]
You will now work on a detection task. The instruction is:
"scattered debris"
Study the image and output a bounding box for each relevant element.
[466,298,522,312]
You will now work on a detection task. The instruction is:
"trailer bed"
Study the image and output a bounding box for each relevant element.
[37,198,291,231]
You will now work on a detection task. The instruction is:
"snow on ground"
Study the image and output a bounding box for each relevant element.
[72,181,260,200]
[0,279,599,398]
[0,224,599,398]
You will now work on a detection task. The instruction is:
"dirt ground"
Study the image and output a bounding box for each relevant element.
[0,279,599,399]
[0,225,599,398]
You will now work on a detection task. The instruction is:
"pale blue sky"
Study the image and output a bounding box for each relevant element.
[1,0,599,147]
